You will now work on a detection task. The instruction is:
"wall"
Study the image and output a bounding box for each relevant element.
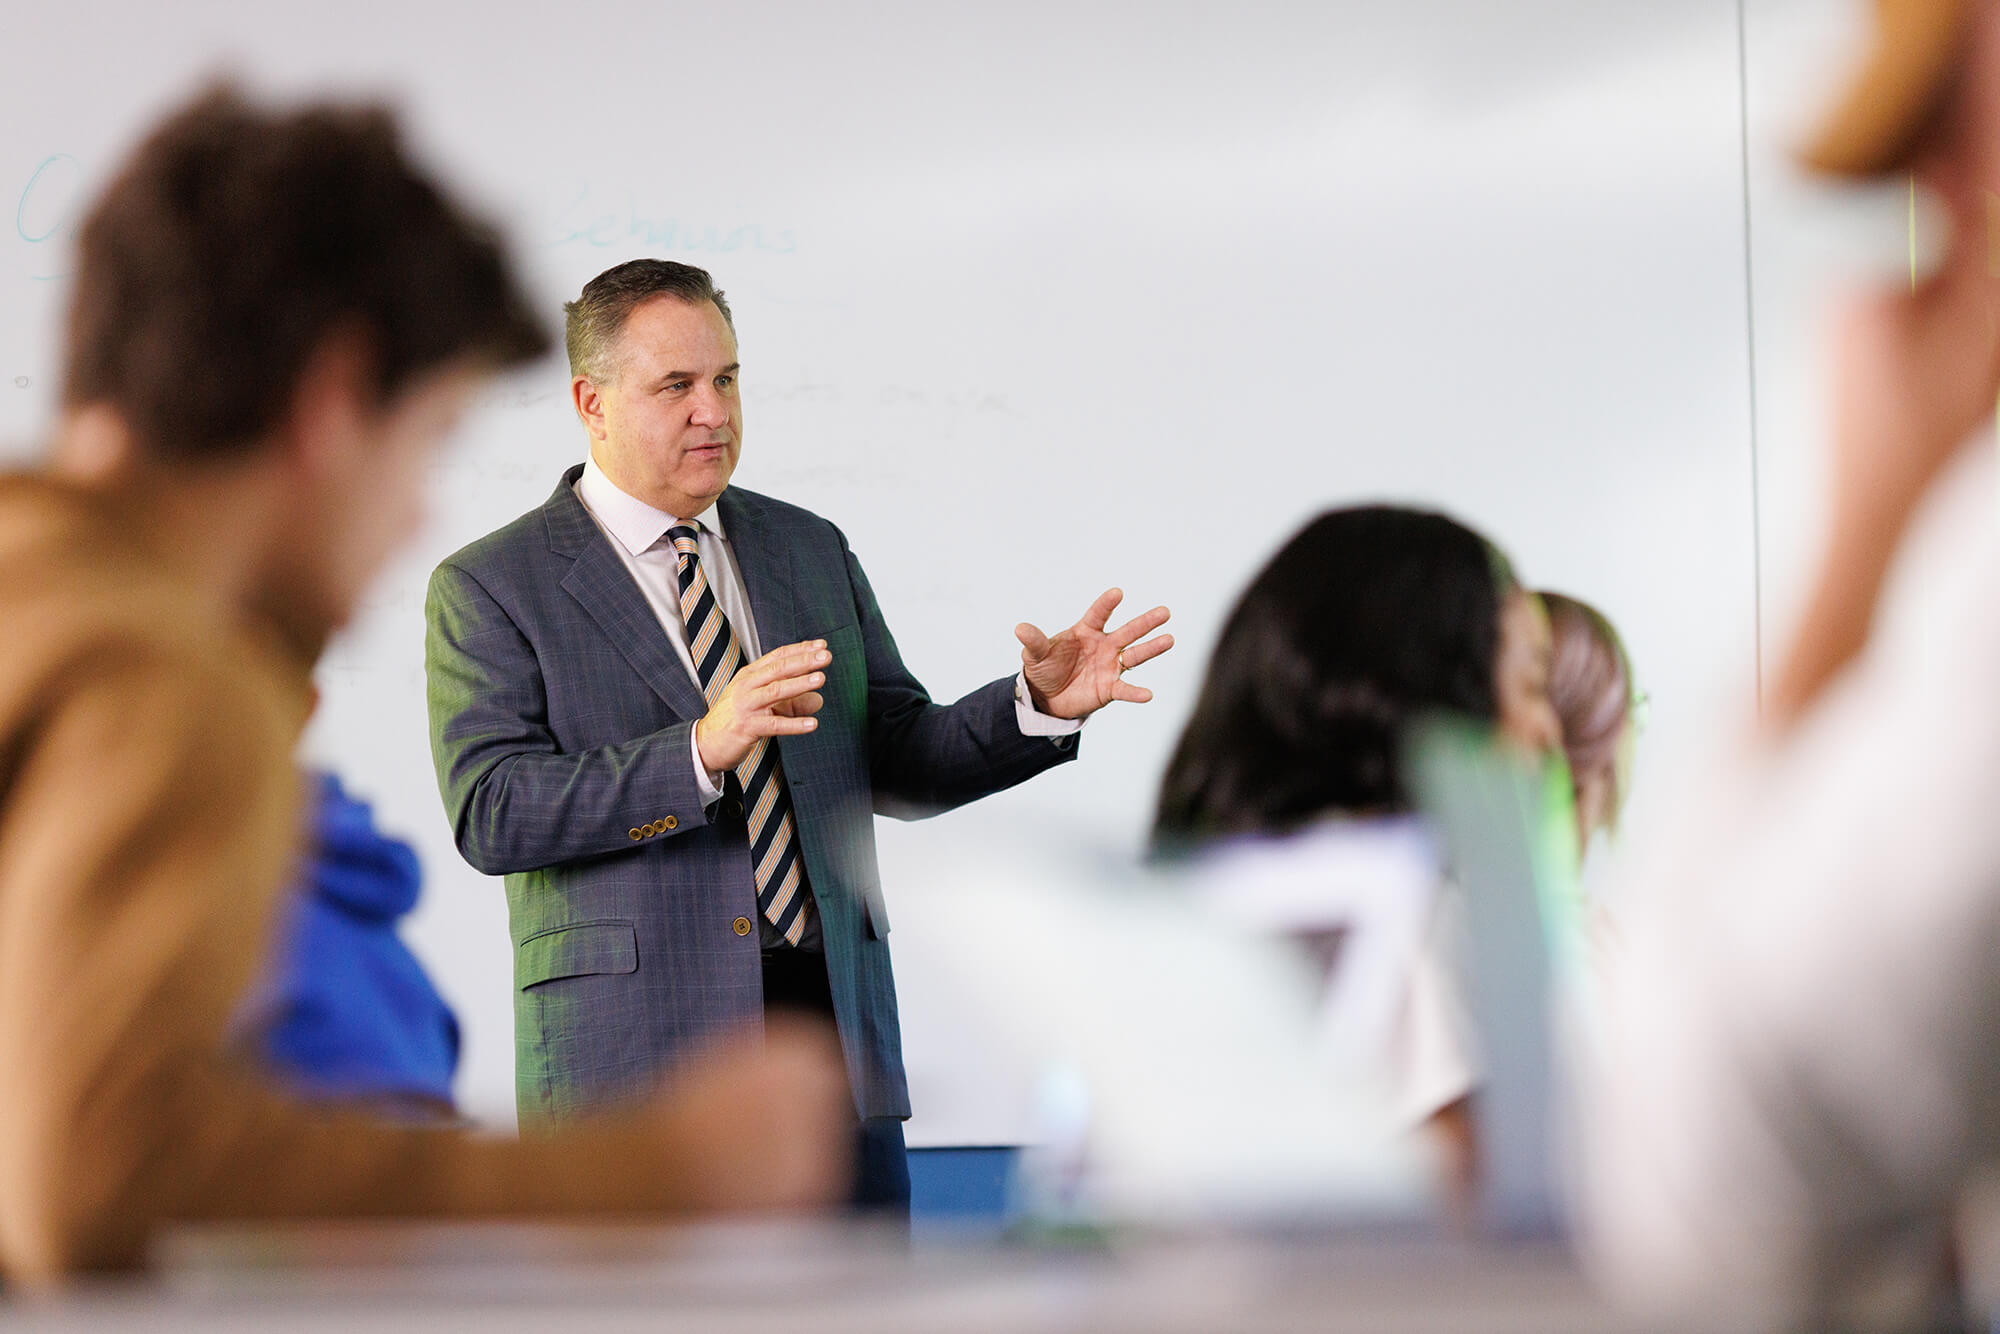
[0,0,1896,1144]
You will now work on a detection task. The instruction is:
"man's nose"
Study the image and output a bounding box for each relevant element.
[689,386,729,429]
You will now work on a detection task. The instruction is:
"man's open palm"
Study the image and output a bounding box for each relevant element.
[1016,588,1173,721]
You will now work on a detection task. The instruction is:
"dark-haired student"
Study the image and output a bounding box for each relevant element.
[1151,505,1560,1196]
[0,86,851,1287]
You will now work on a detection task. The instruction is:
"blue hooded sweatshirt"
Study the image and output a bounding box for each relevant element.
[249,772,460,1109]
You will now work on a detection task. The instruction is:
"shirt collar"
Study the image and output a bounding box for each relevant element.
[574,456,727,554]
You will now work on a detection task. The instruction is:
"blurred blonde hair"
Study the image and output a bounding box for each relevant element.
[1539,592,1633,831]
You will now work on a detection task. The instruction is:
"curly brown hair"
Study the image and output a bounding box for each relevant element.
[62,83,548,458]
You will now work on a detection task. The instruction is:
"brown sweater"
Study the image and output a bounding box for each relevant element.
[0,477,697,1285]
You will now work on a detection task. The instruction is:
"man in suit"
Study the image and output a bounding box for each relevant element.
[426,259,1174,1208]
[0,91,849,1287]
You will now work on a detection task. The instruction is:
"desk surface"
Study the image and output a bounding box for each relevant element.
[0,1221,1650,1333]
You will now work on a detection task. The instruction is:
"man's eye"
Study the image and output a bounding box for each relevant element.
[716,375,735,390]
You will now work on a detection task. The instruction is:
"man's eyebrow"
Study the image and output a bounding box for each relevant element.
[654,363,739,383]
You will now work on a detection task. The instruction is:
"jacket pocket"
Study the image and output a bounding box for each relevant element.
[516,920,638,990]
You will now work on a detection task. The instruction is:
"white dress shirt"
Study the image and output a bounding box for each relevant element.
[574,461,775,806]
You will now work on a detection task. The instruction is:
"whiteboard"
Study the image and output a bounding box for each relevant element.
[0,0,1881,1145]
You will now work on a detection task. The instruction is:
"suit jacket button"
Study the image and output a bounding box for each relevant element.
[732,916,753,937]
[628,827,644,841]
[663,815,679,830]
[727,799,744,819]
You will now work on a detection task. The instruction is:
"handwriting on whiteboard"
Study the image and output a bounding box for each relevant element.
[11,159,801,286]
[12,154,81,281]
[540,183,797,255]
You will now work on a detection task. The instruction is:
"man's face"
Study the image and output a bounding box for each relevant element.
[283,360,482,642]
[578,296,742,518]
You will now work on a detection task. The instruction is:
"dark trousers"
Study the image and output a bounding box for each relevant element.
[761,948,910,1218]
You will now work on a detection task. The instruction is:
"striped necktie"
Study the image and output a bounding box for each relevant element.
[668,522,810,946]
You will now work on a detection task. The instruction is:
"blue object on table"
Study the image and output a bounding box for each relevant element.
[908,1146,1019,1223]
[252,772,460,1109]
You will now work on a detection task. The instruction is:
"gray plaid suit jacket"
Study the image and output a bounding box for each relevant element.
[425,465,1077,1123]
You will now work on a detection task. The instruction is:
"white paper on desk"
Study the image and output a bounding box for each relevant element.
[902,840,1436,1226]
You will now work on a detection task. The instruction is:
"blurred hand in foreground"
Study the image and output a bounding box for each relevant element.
[648,1016,853,1211]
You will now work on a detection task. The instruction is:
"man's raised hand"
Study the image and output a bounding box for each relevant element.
[695,640,829,773]
[1016,588,1173,722]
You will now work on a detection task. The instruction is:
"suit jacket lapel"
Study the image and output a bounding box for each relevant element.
[543,465,711,723]
[718,489,800,657]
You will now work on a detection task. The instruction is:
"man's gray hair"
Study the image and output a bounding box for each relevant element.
[563,259,734,383]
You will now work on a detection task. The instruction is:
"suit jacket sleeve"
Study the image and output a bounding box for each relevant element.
[0,645,715,1285]
[840,531,1079,819]
[426,559,710,876]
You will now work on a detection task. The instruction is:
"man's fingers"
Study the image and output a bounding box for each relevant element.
[774,691,825,718]
[1014,622,1051,658]
[743,640,830,688]
[764,641,832,685]
[746,713,820,736]
[754,670,825,711]
[1080,587,1123,633]
[1118,633,1174,670]
[1110,606,1171,648]
[1111,679,1155,705]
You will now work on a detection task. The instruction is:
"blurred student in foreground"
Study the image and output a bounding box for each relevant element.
[0,86,848,1287]
[1151,505,1560,1194]
[1582,0,2000,1326]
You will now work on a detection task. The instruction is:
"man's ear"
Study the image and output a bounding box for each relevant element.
[572,374,610,442]
[50,404,138,482]
[284,329,377,480]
